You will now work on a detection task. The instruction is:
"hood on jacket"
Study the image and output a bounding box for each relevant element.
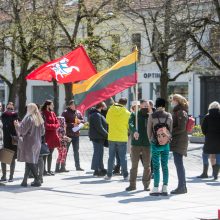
[108,104,128,116]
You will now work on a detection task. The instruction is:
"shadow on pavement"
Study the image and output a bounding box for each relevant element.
[80,179,111,184]
[206,182,220,186]
[119,195,171,203]
[0,184,52,193]
[186,177,215,183]
[101,190,144,198]
[62,175,95,180]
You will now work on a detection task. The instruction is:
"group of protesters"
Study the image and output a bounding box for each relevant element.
[0,93,219,196]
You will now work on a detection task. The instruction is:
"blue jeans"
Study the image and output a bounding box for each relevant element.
[91,141,104,171]
[173,152,186,188]
[107,141,128,178]
[203,153,220,165]
[71,136,80,169]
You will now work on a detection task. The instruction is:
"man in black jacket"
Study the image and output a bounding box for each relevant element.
[89,102,108,176]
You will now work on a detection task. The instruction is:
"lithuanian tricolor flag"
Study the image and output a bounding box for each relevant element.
[72,50,138,114]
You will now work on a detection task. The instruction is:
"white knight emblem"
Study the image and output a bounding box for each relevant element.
[47,58,80,81]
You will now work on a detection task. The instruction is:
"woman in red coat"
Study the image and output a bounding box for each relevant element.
[41,100,60,175]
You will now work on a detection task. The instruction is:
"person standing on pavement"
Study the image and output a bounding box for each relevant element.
[147,98,172,196]
[14,103,45,187]
[0,102,18,182]
[170,94,189,194]
[0,102,5,186]
[104,97,130,181]
[62,100,84,171]
[55,116,70,173]
[41,100,60,176]
[89,102,108,177]
[126,99,151,191]
[199,101,220,180]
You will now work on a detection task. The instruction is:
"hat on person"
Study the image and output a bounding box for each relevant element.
[155,98,166,108]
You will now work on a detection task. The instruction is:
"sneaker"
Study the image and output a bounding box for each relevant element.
[125,185,136,191]
[20,181,28,187]
[149,187,160,196]
[48,171,55,176]
[104,175,111,181]
[93,170,99,177]
[171,187,187,195]
[144,186,150,191]
[0,176,6,182]
[76,167,84,171]
[8,178,13,182]
[161,185,168,196]
[43,171,51,176]
[31,180,41,187]
[123,176,129,181]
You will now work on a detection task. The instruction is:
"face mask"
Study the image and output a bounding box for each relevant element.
[140,108,149,116]
[171,102,177,108]
[7,108,14,112]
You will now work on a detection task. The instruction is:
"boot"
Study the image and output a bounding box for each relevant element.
[9,158,16,182]
[197,164,208,178]
[161,185,168,196]
[59,163,69,173]
[150,187,160,196]
[125,185,136,191]
[213,164,220,180]
[55,163,61,173]
[113,165,120,175]
[0,163,7,181]
[29,164,41,187]
[21,164,30,187]
[171,186,187,194]
[212,165,215,177]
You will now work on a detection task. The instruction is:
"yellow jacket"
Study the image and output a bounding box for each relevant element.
[106,104,130,142]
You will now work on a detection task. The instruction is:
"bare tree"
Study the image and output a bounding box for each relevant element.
[119,0,208,102]
[0,0,49,117]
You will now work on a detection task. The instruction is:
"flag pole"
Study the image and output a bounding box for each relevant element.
[135,46,138,132]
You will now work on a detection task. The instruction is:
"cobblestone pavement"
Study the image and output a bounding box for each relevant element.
[0,136,219,220]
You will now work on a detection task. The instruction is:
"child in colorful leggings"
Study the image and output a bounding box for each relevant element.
[55,116,71,172]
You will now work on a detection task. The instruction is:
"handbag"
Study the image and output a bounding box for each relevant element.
[40,142,50,156]
[11,135,19,145]
[0,148,15,165]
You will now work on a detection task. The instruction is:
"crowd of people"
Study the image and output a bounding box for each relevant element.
[0,94,219,195]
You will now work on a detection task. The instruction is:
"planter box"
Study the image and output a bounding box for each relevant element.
[189,136,205,143]
[80,130,88,136]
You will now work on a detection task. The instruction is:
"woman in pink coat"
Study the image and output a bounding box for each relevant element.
[41,100,60,176]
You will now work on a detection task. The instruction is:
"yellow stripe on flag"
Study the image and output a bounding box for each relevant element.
[72,50,137,95]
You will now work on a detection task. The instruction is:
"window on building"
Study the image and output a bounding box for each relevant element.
[132,33,141,60]
[210,27,220,62]
[32,86,59,108]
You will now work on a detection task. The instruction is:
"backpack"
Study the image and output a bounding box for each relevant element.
[186,115,195,133]
[153,115,171,146]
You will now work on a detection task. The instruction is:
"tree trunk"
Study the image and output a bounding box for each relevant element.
[52,79,59,115]
[160,70,169,110]
[64,83,73,106]
[8,81,18,104]
[18,75,27,119]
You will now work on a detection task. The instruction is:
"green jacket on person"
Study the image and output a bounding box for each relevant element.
[129,111,150,147]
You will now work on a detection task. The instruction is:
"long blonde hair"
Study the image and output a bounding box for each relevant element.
[172,94,189,109]
[26,103,44,126]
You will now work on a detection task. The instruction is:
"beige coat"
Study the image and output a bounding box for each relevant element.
[16,116,45,164]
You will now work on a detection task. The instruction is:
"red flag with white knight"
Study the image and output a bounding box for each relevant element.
[26,45,97,83]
